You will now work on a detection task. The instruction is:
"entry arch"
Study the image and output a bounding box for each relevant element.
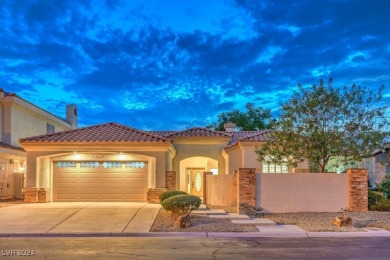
[179,156,218,193]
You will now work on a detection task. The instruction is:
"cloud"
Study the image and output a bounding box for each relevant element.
[0,0,389,130]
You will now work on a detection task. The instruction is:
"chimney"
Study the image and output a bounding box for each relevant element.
[66,104,78,129]
[224,122,236,132]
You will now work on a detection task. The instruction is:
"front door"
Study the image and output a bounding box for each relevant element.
[189,168,204,196]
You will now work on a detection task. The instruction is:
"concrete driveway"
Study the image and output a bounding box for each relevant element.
[0,202,160,234]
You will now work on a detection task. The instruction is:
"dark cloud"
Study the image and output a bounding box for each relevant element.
[0,0,389,130]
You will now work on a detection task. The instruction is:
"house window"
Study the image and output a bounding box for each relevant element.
[80,162,99,168]
[103,162,122,168]
[125,162,145,168]
[46,123,55,134]
[262,156,288,173]
[56,162,76,168]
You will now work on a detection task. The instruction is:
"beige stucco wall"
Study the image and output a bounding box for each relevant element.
[206,174,235,207]
[227,148,242,174]
[1,96,72,146]
[257,173,349,213]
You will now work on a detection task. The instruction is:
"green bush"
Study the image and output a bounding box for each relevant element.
[371,199,390,211]
[368,190,390,211]
[159,190,187,203]
[377,175,390,199]
[160,194,201,214]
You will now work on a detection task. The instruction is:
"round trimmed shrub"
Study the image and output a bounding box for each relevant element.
[160,194,201,214]
[159,190,187,203]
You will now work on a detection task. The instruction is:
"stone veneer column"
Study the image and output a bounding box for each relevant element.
[38,188,47,203]
[166,171,176,190]
[347,168,368,212]
[202,172,213,204]
[24,187,38,203]
[147,188,167,203]
[237,168,257,215]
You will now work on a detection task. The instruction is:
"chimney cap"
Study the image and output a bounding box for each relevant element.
[224,122,236,132]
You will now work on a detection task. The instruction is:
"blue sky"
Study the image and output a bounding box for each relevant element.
[1,0,389,130]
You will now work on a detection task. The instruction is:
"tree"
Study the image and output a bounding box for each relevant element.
[208,103,275,131]
[256,78,389,173]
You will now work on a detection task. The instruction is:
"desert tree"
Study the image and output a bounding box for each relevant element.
[256,78,389,173]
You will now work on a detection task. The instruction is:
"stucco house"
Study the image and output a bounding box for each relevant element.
[19,121,283,203]
[0,89,78,199]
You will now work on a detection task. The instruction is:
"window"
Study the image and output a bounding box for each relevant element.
[56,162,76,168]
[262,156,288,173]
[80,162,99,168]
[46,123,55,134]
[103,162,122,168]
[125,162,145,168]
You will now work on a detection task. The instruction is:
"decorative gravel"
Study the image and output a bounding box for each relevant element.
[151,208,390,232]
[257,212,390,232]
[150,209,258,232]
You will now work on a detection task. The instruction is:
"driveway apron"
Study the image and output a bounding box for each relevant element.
[0,202,160,234]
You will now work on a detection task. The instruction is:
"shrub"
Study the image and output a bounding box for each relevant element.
[368,190,390,211]
[377,175,390,199]
[159,190,187,203]
[371,199,390,211]
[160,194,201,214]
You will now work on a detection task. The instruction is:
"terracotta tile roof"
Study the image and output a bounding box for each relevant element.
[0,142,25,152]
[164,127,233,138]
[228,130,270,145]
[147,131,178,137]
[19,122,169,143]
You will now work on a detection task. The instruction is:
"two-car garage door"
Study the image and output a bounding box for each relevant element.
[53,161,147,202]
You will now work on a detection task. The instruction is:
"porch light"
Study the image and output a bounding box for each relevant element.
[73,152,81,160]
[119,152,126,160]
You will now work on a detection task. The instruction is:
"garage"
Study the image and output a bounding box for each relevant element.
[53,161,147,202]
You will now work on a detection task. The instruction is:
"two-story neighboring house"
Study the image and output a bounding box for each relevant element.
[0,88,78,199]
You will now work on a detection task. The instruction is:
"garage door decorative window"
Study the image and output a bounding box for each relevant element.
[103,162,122,168]
[126,162,145,168]
[80,161,99,168]
[56,162,76,168]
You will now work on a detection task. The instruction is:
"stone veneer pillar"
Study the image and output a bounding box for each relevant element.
[347,168,368,212]
[202,172,213,204]
[147,188,167,203]
[38,188,47,203]
[237,168,257,215]
[166,171,176,190]
[24,187,38,203]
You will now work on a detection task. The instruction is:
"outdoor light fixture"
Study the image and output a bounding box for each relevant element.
[119,152,126,160]
[73,152,81,160]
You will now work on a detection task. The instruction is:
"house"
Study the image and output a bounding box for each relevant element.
[19,121,292,203]
[0,88,78,199]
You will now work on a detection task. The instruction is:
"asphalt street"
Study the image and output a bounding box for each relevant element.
[0,237,389,259]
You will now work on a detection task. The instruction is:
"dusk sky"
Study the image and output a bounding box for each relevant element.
[1,0,389,130]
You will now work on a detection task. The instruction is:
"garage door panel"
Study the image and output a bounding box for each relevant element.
[101,183,123,189]
[79,183,101,190]
[54,161,147,202]
[56,182,78,189]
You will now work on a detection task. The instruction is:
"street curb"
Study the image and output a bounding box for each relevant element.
[1,231,390,238]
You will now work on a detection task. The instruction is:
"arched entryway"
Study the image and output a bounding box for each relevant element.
[179,156,218,195]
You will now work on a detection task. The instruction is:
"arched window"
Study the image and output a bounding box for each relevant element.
[262,156,288,173]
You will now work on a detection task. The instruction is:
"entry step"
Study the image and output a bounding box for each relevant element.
[231,218,276,225]
[192,209,226,215]
[208,213,250,219]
